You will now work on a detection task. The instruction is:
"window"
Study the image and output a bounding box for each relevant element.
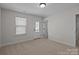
[15,17,26,35]
[35,21,39,32]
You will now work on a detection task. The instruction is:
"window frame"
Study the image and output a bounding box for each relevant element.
[35,21,39,32]
[15,17,27,35]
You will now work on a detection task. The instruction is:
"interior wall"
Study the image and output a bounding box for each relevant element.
[0,8,1,47]
[1,8,45,46]
[47,10,76,47]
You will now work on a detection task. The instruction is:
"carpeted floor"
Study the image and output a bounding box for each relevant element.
[0,39,79,55]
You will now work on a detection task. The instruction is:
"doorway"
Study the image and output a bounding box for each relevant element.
[33,20,48,39]
[76,14,79,46]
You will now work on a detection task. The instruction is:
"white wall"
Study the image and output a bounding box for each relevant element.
[0,8,1,47]
[47,10,77,47]
[1,9,45,46]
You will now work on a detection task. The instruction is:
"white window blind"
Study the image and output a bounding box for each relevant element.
[15,17,26,35]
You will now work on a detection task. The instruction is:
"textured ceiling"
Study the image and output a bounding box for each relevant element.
[0,3,79,17]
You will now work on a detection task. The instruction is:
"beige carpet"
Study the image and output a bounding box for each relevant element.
[0,39,79,55]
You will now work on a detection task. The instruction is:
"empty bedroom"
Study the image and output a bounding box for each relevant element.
[0,3,79,55]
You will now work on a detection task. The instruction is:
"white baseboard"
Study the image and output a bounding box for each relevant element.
[1,37,45,47]
[1,38,34,47]
[49,38,76,48]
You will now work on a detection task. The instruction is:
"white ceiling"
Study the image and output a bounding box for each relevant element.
[0,3,79,17]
